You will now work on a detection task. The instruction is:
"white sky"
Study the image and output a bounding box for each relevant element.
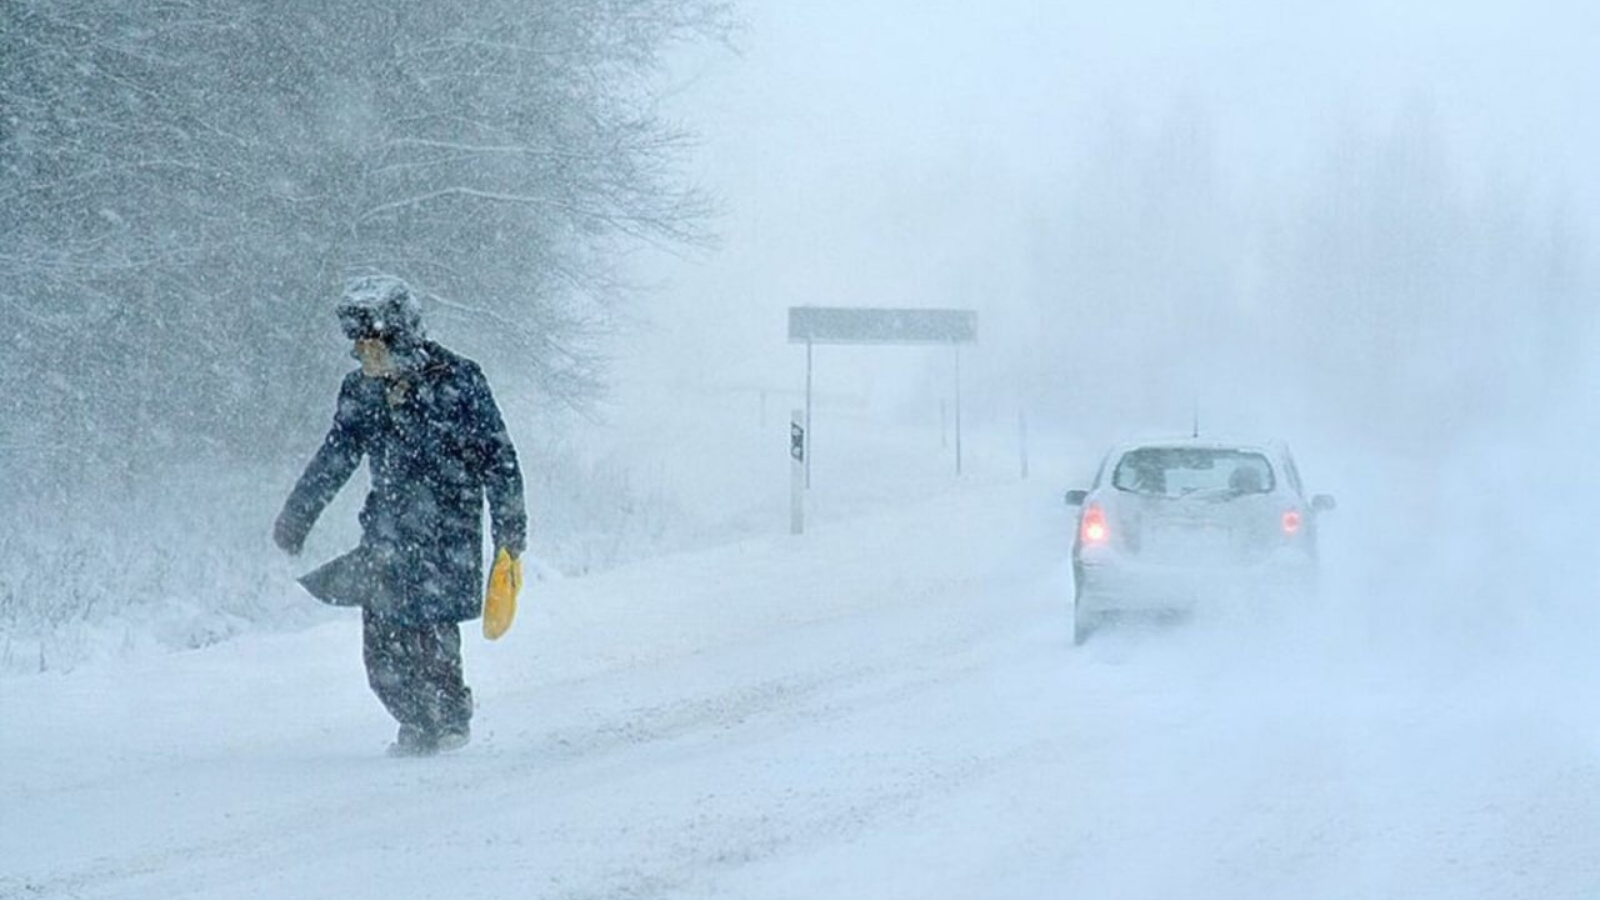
[622,0,1599,410]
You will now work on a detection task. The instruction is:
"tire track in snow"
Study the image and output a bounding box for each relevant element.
[3,567,1064,900]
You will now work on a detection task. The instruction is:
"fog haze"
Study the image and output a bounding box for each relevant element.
[5,3,1600,896]
[606,0,1600,671]
[625,0,1597,451]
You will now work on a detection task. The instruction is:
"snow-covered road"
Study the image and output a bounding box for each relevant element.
[5,478,1600,899]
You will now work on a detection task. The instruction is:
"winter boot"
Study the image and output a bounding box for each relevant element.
[386,724,437,757]
[434,725,471,754]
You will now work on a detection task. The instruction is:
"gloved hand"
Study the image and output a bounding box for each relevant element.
[273,510,307,556]
[482,547,522,640]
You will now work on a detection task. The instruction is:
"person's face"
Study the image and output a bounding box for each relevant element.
[354,337,396,378]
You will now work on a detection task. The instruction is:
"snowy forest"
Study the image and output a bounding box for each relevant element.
[2,0,729,470]
[1,0,732,659]
[0,0,742,474]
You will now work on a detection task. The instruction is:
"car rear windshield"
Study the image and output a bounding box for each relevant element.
[1111,448,1276,497]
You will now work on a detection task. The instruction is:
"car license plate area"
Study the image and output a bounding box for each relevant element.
[1144,522,1234,562]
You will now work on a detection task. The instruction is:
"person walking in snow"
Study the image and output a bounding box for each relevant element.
[273,275,526,756]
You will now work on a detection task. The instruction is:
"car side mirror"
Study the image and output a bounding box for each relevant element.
[1312,494,1336,513]
[1064,489,1088,506]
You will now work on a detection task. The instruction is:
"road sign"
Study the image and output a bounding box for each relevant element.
[788,307,977,345]
[788,306,979,487]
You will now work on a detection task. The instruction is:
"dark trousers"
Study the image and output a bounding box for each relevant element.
[361,608,473,735]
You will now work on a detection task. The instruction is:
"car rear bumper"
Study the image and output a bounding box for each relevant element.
[1074,551,1315,616]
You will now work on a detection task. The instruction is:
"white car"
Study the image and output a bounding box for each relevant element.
[1065,439,1335,644]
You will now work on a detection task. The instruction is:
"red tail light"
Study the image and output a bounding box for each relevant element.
[1281,509,1303,535]
[1081,505,1109,545]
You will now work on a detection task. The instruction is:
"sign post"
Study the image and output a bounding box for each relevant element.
[790,409,806,535]
[788,306,978,484]
[805,339,813,488]
[954,343,963,477]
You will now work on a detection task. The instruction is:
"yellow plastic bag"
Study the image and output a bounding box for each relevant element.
[482,547,522,640]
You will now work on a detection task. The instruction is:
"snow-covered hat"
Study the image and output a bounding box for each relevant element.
[335,275,424,346]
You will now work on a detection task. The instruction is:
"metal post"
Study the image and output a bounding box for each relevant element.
[805,339,813,489]
[954,344,963,477]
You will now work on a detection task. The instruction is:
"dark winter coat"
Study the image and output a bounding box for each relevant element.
[277,341,526,625]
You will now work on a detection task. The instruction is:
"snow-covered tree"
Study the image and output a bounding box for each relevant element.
[0,0,730,482]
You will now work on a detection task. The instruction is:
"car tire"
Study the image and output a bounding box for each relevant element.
[1073,589,1094,646]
